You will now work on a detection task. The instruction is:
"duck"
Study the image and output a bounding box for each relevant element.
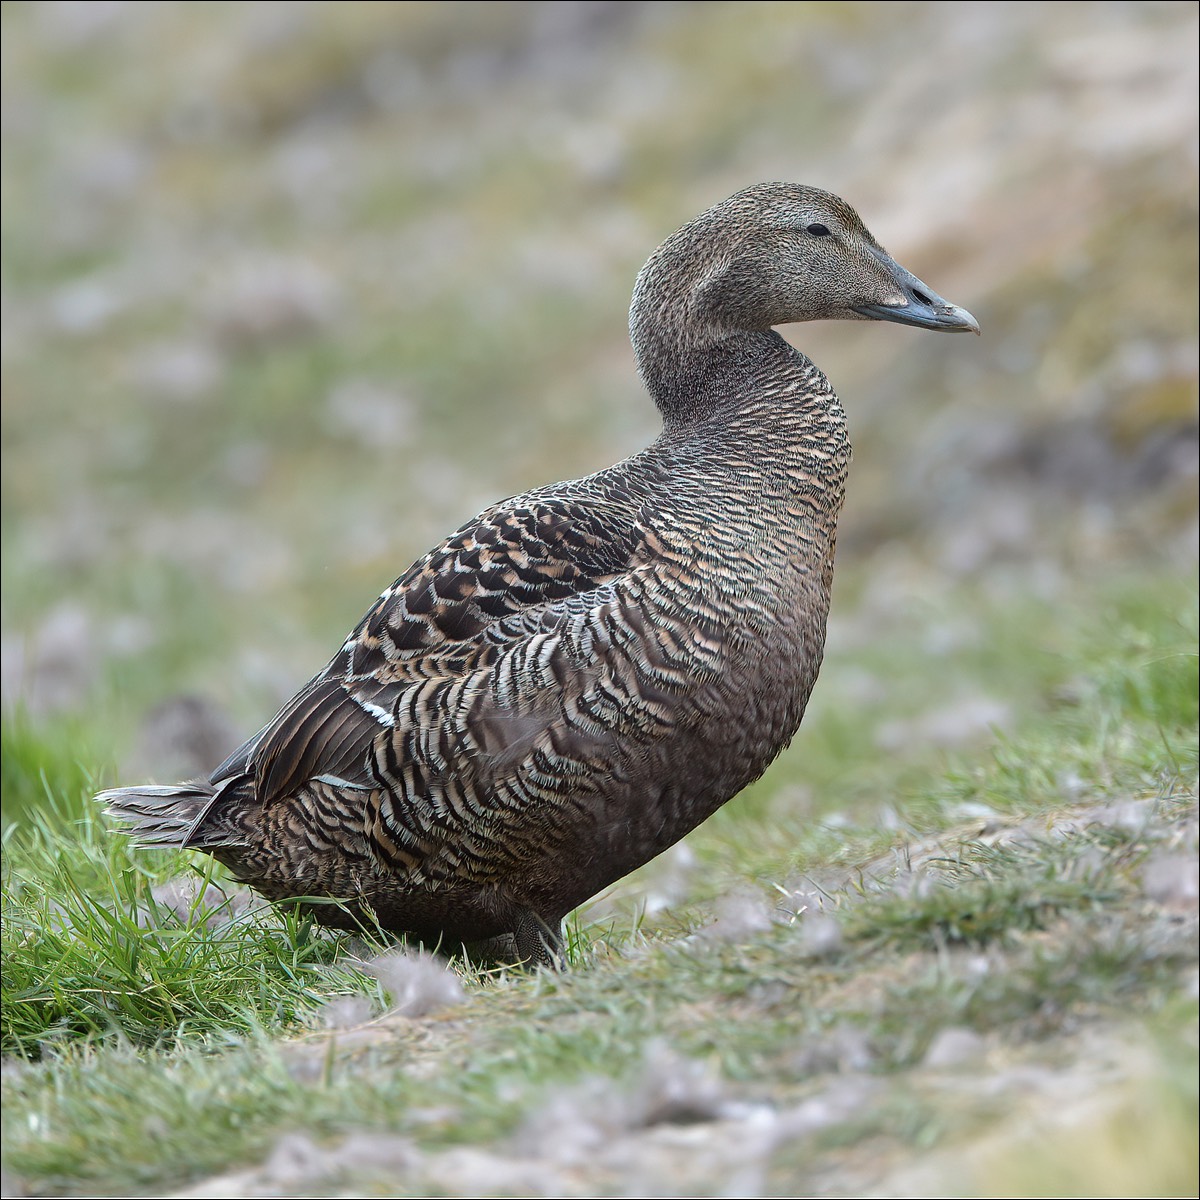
[101,184,978,966]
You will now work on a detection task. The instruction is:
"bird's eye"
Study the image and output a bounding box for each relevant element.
[806,223,831,237]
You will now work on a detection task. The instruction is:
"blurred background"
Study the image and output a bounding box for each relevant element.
[2,0,1196,786]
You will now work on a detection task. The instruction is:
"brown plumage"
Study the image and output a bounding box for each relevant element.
[101,184,978,965]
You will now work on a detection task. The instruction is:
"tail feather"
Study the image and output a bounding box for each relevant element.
[98,782,235,849]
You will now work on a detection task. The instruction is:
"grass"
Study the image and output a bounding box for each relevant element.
[1,715,399,1057]
[2,569,1195,1196]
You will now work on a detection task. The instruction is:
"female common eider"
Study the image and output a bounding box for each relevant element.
[102,184,978,965]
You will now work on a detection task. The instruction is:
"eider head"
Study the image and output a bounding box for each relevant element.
[629,183,979,384]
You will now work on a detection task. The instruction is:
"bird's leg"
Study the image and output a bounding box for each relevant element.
[512,910,567,970]
[463,911,565,970]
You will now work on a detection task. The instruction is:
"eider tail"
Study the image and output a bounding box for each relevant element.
[97,781,236,849]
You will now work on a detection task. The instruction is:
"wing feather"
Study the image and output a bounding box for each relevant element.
[251,678,386,804]
[199,493,651,832]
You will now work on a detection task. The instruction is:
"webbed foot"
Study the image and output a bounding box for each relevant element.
[466,911,565,970]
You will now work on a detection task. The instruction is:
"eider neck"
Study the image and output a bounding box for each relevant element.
[627,219,805,431]
[632,326,813,435]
